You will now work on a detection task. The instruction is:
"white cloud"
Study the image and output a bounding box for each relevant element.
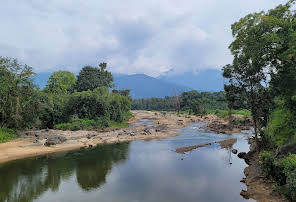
[0,0,288,76]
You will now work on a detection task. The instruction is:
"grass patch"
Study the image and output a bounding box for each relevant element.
[55,118,129,131]
[207,109,251,118]
[108,121,129,128]
[0,128,18,143]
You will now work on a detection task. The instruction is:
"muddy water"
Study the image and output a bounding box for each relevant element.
[0,122,255,202]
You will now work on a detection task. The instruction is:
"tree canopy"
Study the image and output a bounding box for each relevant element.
[44,71,76,94]
[74,63,114,92]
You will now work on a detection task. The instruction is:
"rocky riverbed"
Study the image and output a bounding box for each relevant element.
[0,111,198,164]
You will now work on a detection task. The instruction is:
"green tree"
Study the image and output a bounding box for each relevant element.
[44,71,76,94]
[74,63,113,92]
[0,57,39,128]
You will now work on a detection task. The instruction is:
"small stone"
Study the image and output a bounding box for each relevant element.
[232,149,238,154]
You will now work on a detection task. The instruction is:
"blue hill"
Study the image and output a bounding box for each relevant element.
[158,69,224,92]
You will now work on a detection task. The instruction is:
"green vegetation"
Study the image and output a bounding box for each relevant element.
[223,1,296,200]
[132,91,227,114]
[207,109,251,118]
[259,152,296,201]
[0,58,131,140]
[74,63,113,92]
[0,128,17,143]
[55,118,129,131]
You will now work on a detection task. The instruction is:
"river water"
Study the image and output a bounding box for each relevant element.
[0,122,255,202]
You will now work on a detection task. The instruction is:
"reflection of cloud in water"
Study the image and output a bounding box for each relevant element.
[0,122,254,202]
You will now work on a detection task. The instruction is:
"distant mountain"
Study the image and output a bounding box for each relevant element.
[113,74,191,98]
[158,69,225,92]
[33,69,224,98]
[33,72,190,98]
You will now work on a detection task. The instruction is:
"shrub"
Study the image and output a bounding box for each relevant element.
[0,128,17,143]
[260,153,296,201]
[276,155,296,201]
[55,119,103,131]
[259,151,275,177]
[267,107,296,146]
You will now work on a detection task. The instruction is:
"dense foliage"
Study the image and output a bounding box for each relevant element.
[0,57,40,129]
[0,58,131,134]
[259,152,296,201]
[74,63,113,92]
[224,1,296,200]
[132,91,227,114]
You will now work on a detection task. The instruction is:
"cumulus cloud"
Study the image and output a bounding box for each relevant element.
[0,0,287,76]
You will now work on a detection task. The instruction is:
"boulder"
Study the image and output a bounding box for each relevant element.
[240,190,250,199]
[275,143,296,157]
[238,152,247,159]
[44,135,67,146]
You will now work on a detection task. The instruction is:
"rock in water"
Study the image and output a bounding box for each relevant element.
[237,152,247,159]
[232,149,238,154]
[240,190,250,199]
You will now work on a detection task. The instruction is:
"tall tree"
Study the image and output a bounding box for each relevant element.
[44,71,76,94]
[74,63,113,92]
[0,57,38,128]
[223,0,296,149]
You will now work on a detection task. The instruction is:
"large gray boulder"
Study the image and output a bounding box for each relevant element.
[275,143,296,157]
[44,135,67,146]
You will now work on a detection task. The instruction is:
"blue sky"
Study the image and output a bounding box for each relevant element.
[0,0,287,76]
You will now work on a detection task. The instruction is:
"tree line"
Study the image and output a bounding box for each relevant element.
[0,58,131,132]
[132,91,228,114]
[223,1,296,200]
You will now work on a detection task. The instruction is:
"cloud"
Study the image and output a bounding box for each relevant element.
[0,0,288,76]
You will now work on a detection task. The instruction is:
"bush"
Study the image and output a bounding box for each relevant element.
[276,155,296,201]
[260,152,296,201]
[266,106,296,146]
[0,128,17,143]
[55,119,108,131]
[259,151,275,177]
[207,109,251,118]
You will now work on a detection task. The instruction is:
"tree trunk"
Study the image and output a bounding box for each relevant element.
[253,116,259,152]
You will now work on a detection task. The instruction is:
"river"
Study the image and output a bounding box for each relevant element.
[0,122,255,202]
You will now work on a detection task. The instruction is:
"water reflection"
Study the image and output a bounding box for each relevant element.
[0,143,130,202]
[0,123,254,202]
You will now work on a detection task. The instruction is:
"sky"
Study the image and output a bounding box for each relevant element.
[0,0,288,77]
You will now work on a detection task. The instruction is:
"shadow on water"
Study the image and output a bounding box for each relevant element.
[0,122,255,202]
[0,143,130,202]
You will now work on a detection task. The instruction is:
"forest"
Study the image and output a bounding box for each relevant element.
[0,59,131,142]
[132,91,228,113]
[222,1,296,200]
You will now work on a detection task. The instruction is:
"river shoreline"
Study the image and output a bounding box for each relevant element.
[0,110,285,201]
[0,111,251,164]
[239,139,289,202]
[0,111,202,164]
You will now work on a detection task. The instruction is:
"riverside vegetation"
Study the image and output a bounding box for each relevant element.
[1,1,296,201]
[222,1,296,201]
[0,59,131,142]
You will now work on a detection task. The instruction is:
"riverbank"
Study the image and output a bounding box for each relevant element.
[239,138,289,202]
[0,111,199,164]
